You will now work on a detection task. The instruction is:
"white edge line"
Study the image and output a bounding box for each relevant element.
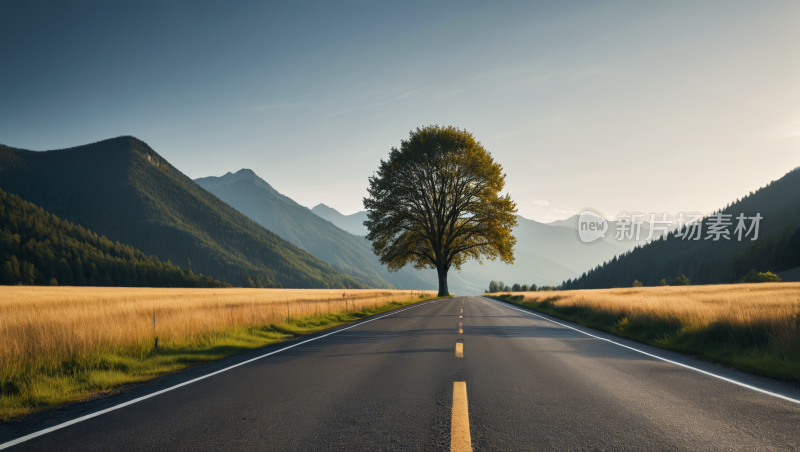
[478,296,800,405]
[0,298,446,449]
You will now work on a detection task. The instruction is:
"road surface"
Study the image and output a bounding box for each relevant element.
[2,296,799,451]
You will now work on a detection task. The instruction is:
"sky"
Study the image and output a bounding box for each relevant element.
[1,1,798,222]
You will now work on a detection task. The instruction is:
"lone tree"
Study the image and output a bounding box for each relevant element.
[364,125,517,296]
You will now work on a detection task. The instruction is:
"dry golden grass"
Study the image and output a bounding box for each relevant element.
[0,286,438,419]
[0,287,436,369]
[504,284,800,348]
[490,283,800,380]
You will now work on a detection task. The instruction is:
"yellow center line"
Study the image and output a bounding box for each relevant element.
[451,382,472,452]
[458,328,463,334]
[455,342,464,358]
[459,315,462,318]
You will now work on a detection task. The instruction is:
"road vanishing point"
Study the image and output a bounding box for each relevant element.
[2,296,799,451]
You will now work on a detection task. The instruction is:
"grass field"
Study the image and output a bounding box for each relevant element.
[0,287,437,420]
[486,283,800,382]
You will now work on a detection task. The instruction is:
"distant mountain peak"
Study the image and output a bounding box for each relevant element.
[311,204,369,236]
[312,203,339,214]
[197,168,278,194]
[224,168,261,182]
[234,168,257,176]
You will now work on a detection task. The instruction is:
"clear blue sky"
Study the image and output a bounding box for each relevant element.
[1,1,797,221]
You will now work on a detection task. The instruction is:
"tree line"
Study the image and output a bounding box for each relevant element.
[486,280,558,293]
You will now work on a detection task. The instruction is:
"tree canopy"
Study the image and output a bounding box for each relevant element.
[364,126,517,296]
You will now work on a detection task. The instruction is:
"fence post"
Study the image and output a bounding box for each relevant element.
[153,313,158,350]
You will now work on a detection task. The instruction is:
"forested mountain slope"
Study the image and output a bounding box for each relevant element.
[562,167,800,289]
[0,188,225,287]
[0,137,364,288]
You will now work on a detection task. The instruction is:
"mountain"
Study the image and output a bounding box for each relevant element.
[0,136,365,288]
[548,214,674,250]
[546,217,575,229]
[311,204,369,236]
[443,215,628,293]
[511,216,626,274]
[562,167,800,289]
[196,171,588,294]
[0,188,225,287]
[195,169,438,290]
[310,205,626,292]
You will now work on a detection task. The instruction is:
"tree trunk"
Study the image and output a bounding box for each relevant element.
[437,264,450,297]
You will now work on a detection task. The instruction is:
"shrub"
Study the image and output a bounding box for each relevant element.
[671,274,690,286]
[739,269,782,283]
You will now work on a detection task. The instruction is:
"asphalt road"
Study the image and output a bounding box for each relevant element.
[2,296,799,451]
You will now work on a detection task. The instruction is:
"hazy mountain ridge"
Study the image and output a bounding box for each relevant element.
[311,205,628,272]
[198,171,586,293]
[309,205,627,291]
[0,137,365,288]
[512,216,625,274]
[548,215,673,250]
[195,169,439,291]
[311,204,370,236]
